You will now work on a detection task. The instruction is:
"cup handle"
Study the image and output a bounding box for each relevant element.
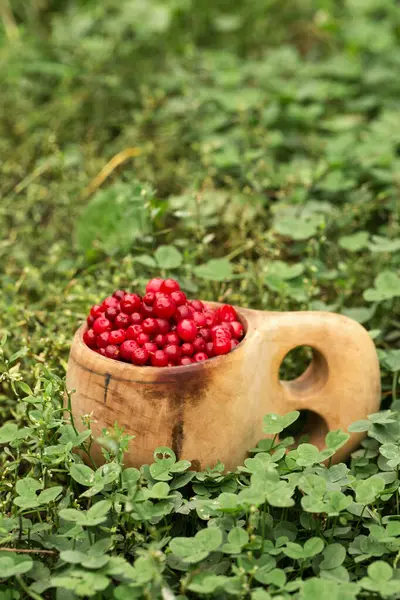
[257,311,381,461]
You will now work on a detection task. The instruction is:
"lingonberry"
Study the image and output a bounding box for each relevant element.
[154,333,167,348]
[231,339,239,349]
[113,290,126,300]
[121,293,141,314]
[105,344,120,360]
[192,311,207,328]
[108,329,125,345]
[180,356,193,365]
[83,329,97,348]
[193,337,206,353]
[90,304,104,318]
[143,342,158,355]
[93,317,112,335]
[165,331,180,346]
[213,334,231,355]
[105,306,119,321]
[206,341,215,357]
[157,318,170,334]
[120,340,139,361]
[153,295,176,319]
[190,300,204,312]
[126,324,142,340]
[217,304,237,323]
[146,278,164,293]
[198,327,212,342]
[175,305,192,321]
[177,319,197,342]
[151,349,168,367]
[181,342,194,356]
[99,348,106,356]
[96,332,110,349]
[114,313,130,329]
[160,278,180,294]
[130,312,143,325]
[87,314,95,326]
[170,290,186,306]
[132,346,149,365]
[102,296,119,310]
[193,352,208,362]
[230,321,244,339]
[143,292,155,305]
[211,324,232,337]
[142,318,159,335]
[141,303,154,317]
[136,332,150,346]
[204,310,217,327]
[164,344,182,364]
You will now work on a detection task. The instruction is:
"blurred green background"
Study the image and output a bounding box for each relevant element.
[1,0,399,392]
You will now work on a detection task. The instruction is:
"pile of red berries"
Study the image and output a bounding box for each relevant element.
[83,278,245,367]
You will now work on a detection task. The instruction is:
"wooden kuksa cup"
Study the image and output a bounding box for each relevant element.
[66,305,381,471]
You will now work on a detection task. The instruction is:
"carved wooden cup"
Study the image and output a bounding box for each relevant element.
[66,305,381,471]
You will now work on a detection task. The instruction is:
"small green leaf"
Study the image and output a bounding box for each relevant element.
[325,430,350,451]
[194,258,233,281]
[320,543,346,570]
[154,245,183,269]
[70,464,96,486]
[368,560,392,582]
[339,231,369,251]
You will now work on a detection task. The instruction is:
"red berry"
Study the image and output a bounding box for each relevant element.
[165,344,182,364]
[175,305,192,321]
[170,291,187,306]
[83,329,97,348]
[143,292,155,305]
[142,318,159,335]
[181,342,194,356]
[114,313,130,329]
[204,310,217,327]
[177,319,197,342]
[90,304,104,318]
[230,321,244,339]
[193,337,206,353]
[153,295,176,319]
[87,314,95,326]
[141,303,154,317]
[120,340,139,361]
[190,300,204,312]
[154,333,167,348]
[217,304,237,323]
[121,293,141,314]
[180,357,193,366]
[193,352,208,362]
[108,329,125,345]
[105,306,119,321]
[113,290,126,300]
[96,331,110,349]
[198,327,212,342]
[193,311,207,328]
[157,318,170,334]
[206,342,215,357]
[165,331,180,345]
[99,348,106,356]
[143,342,158,355]
[146,278,164,293]
[151,349,168,367]
[126,324,142,340]
[160,279,180,294]
[102,296,119,310]
[231,339,240,350]
[132,346,149,365]
[93,317,112,335]
[213,335,231,355]
[211,324,232,338]
[130,312,143,325]
[136,332,150,346]
[105,344,120,360]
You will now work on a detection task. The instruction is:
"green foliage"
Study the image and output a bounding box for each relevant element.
[1,0,400,597]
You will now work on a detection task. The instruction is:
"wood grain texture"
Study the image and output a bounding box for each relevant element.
[66,304,381,471]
